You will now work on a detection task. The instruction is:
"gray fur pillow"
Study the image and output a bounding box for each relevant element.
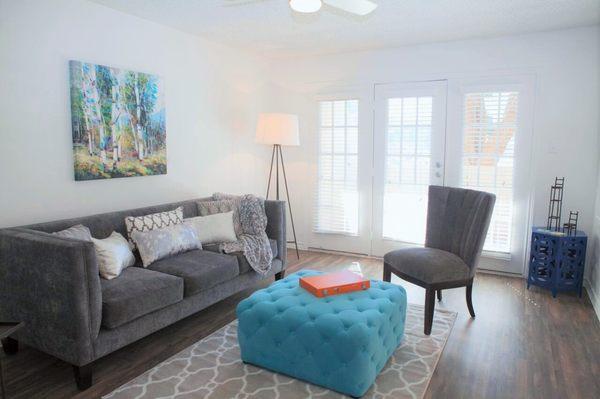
[52,224,92,241]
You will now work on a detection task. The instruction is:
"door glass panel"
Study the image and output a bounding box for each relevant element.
[461,91,518,253]
[382,96,434,244]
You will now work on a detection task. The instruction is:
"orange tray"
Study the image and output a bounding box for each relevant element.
[299,270,370,297]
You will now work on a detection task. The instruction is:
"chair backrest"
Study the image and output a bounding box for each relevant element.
[425,185,496,274]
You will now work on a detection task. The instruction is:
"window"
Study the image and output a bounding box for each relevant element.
[314,99,359,235]
[461,91,519,253]
[382,96,434,244]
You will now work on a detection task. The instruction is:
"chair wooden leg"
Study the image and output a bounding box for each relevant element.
[275,270,286,281]
[424,288,435,335]
[73,364,93,390]
[383,263,392,282]
[466,282,475,318]
[436,289,442,301]
[0,352,6,399]
[1,337,18,355]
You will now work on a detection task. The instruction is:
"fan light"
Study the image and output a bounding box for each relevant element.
[289,0,322,13]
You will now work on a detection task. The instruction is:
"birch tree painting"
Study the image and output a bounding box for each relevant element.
[69,60,166,180]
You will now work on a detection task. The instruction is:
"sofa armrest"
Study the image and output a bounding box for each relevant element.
[0,228,102,366]
[265,200,287,269]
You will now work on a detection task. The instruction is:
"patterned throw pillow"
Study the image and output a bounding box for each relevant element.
[131,223,201,267]
[125,207,184,247]
[196,199,242,237]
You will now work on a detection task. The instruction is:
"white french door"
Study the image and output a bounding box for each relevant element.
[310,77,534,275]
[371,81,448,256]
[444,77,535,274]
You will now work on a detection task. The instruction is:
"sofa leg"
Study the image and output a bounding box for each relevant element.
[275,270,286,281]
[1,337,18,355]
[424,288,435,335]
[73,364,93,390]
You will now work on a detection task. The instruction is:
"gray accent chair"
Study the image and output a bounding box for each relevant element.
[383,185,496,335]
[0,198,287,390]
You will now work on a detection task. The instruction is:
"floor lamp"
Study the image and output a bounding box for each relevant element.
[256,113,300,259]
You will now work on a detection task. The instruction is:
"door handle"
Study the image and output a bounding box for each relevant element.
[435,172,442,178]
[435,162,442,168]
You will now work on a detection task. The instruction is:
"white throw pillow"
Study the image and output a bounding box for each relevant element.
[184,211,238,245]
[131,223,202,267]
[92,232,136,280]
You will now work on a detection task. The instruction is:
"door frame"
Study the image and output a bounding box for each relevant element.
[445,74,536,274]
[307,87,374,255]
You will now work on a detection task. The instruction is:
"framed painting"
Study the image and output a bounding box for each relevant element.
[69,60,166,180]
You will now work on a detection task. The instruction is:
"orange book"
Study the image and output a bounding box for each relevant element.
[300,270,370,297]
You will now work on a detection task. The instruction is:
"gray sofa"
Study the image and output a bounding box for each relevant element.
[0,198,287,390]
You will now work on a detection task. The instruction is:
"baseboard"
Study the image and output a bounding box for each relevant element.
[289,246,529,279]
[287,242,308,251]
[476,268,524,278]
[584,278,600,322]
[306,247,373,258]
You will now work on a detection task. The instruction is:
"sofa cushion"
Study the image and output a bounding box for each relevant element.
[148,250,239,296]
[203,239,278,274]
[100,267,183,329]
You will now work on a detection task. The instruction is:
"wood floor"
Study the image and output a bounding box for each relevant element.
[1,250,599,398]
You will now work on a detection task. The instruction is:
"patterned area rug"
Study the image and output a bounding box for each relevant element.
[105,304,456,399]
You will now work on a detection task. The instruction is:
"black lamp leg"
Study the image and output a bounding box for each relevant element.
[266,145,276,199]
[275,145,280,200]
[278,145,300,259]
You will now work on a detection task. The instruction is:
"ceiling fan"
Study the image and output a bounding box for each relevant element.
[289,0,377,15]
[225,0,378,17]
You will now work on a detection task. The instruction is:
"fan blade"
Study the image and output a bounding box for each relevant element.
[323,0,377,16]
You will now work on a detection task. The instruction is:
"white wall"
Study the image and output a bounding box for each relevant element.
[264,27,600,274]
[0,0,274,227]
[586,103,600,316]
[1,0,598,284]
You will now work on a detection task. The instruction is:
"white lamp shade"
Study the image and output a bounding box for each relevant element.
[255,113,300,146]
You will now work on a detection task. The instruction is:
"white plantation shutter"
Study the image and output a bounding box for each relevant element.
[461,91,519,253]
[382,96,434,244]
[314,99,359,235]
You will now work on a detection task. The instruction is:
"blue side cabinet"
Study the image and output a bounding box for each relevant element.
[527,227,587,297]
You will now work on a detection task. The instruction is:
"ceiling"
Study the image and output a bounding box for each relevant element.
[90,0,600,58]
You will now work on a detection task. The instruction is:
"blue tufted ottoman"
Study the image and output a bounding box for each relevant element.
[236,270,407,398]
